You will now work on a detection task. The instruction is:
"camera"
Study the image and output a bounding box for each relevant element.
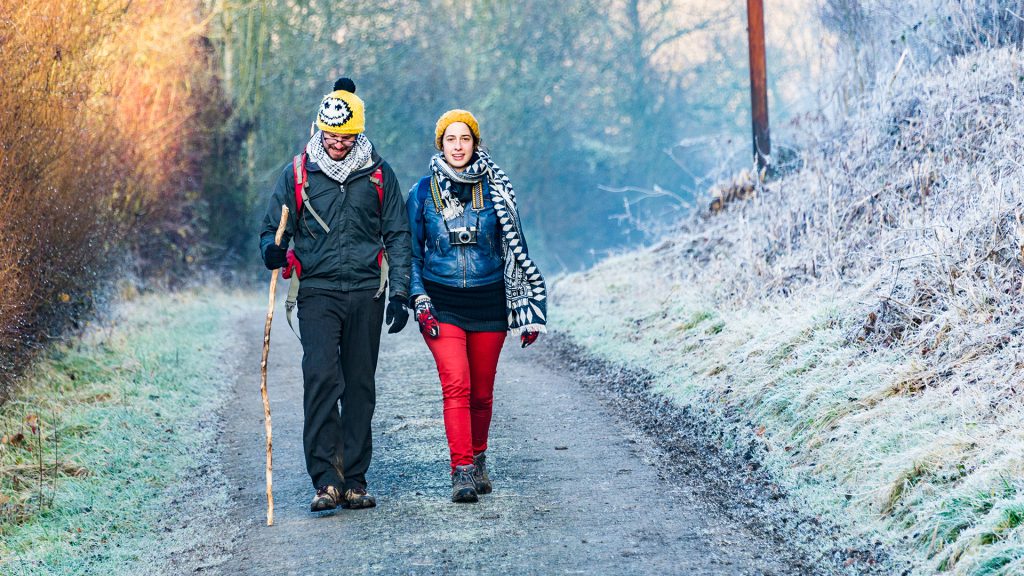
[448,226,478,246]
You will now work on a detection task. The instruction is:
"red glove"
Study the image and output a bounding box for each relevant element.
[520,330,539,348]
[414,297,440,338]
[281,248,302,279]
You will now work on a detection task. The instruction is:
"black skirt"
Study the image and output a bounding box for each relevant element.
[424,278,507,332]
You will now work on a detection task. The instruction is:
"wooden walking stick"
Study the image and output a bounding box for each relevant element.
[259,205,289,526]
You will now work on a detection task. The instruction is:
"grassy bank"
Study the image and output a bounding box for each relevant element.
[554,47,1024,575]
[0,288,254,575]
[556,250,1024,576]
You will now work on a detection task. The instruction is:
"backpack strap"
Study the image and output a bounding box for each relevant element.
[370,167,385,208]
[284,153,312,340]
[292,154,304,212]
[292,153,331,235]
[370,166,389,300]
[417,176,432,203]
[285,268,301,340]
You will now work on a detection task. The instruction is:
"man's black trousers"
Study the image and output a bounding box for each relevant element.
[296,287,385,491]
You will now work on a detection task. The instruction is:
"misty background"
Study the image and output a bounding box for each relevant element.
[208,0,831,276]
[0,0,888,395]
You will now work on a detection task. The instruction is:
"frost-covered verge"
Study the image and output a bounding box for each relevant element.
[0,288,254,575]
[554,48,1024,575]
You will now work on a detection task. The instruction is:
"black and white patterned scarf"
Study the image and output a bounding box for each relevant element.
[305,131,373,185]
[430,152,547,334]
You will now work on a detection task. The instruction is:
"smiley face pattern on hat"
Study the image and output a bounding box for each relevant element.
[320,97,353,128]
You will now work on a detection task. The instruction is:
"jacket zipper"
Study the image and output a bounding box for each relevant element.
[460,245,467,287]
[458,213,467,287]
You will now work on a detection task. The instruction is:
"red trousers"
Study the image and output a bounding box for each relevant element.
[424,323,505,469]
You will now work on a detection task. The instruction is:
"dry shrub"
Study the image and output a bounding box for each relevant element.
[822,0,1024,105]
[708,168,759,213]
[558,34,1024,573]
[98,1,223,272]
[0,1,124,396]
[0,0,226,401]
[654,45,1024,417]
[565,45,1024,572]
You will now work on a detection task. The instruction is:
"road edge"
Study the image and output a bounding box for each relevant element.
[538,332,910,576]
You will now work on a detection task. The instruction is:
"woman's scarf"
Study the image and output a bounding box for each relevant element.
[305,131,373,186]
[430,151,547,334]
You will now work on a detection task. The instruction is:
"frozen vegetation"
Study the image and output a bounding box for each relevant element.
[554,47,1024,575]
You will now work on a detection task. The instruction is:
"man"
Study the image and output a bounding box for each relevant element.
[259,77,411,512]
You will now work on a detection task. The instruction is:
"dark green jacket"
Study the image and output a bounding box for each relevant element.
[259,150,412,300]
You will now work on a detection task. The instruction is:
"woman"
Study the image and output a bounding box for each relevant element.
[406,109,547,503]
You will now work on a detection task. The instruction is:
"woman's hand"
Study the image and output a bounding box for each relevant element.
[414,295,440,338]
[520,330,539,348]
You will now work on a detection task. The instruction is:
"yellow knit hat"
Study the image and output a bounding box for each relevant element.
[316,78,365,134]
[434,109,480,150]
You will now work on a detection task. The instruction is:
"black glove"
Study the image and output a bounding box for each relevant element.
[385,296,409,334]
[264,243,288,270]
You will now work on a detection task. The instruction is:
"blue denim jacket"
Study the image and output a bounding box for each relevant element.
[407,176,504,298]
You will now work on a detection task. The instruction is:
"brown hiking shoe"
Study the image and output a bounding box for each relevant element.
[451,464,479,503]
[310,485,341,512]
[342,486,377,509]
[473,452,492,494]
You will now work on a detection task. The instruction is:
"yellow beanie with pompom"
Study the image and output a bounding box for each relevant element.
[316,77,365,134]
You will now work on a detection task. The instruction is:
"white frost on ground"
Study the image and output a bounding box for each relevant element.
[554,47,1024,575]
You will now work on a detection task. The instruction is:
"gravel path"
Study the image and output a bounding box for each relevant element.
[186,304,802,575]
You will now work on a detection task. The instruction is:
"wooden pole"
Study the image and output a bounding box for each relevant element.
[747,0,771,173]
[259,205,288,526]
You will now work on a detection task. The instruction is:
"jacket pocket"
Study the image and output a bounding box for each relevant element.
[425,235,459,279]
[467,234,503,280]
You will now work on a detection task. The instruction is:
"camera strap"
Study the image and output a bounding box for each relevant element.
[429,175,484,216]
[438,209,481,237]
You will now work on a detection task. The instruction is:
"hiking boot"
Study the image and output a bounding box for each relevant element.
[472,452,492,494]
[310,485,341,512]
[451,464,479,503]
[341,486,377,509]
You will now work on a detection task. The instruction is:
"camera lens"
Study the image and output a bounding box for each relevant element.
[457,231,471,243]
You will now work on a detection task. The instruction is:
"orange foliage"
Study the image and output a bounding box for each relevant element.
[0,0,226,399]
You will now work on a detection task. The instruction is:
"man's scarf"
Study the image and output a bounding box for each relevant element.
[306,132,373,185]
[430,152,547,334]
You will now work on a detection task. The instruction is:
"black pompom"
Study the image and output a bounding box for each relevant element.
[334,77,356,93]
